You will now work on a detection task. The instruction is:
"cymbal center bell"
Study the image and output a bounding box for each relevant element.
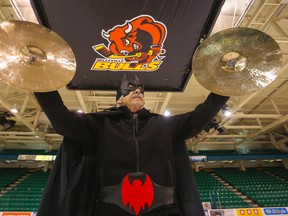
[220,51,246,74]
[20,45,47,66]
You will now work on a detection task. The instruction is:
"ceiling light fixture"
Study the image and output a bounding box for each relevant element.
[77,109,84,113]
[164,110,171,117]
[10,107,18,114]
[223,109,232,117]
[222,104,232,117]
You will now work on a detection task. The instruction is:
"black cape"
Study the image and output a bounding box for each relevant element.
[35,92,229,216]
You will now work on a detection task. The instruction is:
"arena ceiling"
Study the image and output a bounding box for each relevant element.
[0,0,287,154]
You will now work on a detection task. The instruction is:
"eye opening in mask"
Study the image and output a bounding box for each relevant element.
[127,83,144,93]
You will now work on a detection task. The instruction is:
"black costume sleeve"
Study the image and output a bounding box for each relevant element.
[174,140,205,216]
[166,92,229,140]
[170,93,228,216]
[34,91,97,143]
[35,92,101,216]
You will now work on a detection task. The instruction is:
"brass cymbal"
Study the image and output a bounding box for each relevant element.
[192,27,282,96]
[0,20,76,92]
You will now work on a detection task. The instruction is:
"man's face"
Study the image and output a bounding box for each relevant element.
[121,84,145,112]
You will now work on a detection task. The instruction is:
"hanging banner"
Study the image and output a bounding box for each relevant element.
[31,0,224,91]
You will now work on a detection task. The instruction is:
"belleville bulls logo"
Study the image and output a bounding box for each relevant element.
[91,15,167,72]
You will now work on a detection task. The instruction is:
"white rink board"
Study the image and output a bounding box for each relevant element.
[205,207,288,216]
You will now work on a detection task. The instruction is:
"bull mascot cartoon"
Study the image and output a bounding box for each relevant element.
[95,15,167,64]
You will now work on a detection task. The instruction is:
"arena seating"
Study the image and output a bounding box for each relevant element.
[0,168,27,190]
[194,170,251,208]
[213,168,288,207]
[0,170,49,211]
[1,167,288,211]
[264,166,288,181]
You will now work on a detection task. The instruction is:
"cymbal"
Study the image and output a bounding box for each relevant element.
[192,27,282,96]
[0,20,76,92]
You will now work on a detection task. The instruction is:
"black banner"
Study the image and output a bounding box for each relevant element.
[31,0,224,91]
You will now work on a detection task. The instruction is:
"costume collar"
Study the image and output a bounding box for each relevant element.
[102,106,153,119]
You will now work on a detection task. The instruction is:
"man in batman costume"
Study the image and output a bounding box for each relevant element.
[34,75,229,216]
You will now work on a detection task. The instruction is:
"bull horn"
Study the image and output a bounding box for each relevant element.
[125,23,132,34]
[101,30,110,39]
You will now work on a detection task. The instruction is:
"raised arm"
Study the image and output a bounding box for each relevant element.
[165,93,229,140]
[34,91,97,143]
